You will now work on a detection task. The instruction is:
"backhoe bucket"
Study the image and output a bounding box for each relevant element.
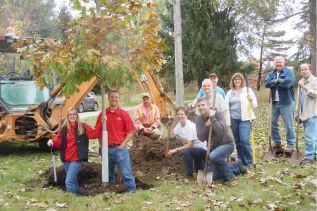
[197,170,212,186]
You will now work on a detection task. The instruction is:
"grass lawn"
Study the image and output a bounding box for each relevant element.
[0,87,316,210]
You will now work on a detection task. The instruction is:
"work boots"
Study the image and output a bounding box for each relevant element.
[272,143,284,156]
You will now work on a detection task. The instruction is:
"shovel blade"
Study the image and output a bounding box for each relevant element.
[197,170,213,186]
[264,149,276,161]
[289,151,303,165]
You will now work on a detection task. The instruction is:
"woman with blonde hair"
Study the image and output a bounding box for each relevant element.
[225,73,257,166]
[47,107,100,195]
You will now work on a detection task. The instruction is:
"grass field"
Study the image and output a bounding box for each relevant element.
[0,87,316,210]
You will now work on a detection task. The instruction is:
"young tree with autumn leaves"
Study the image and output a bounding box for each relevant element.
[19,0,167,95]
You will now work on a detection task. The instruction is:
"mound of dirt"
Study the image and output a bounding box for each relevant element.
[42,136,185,196]
[130,135,185,182]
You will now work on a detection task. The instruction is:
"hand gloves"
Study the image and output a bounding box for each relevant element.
[47,139,53,147]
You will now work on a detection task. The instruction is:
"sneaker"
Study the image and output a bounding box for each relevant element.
[236,160,247,175]
[301,159,314,165]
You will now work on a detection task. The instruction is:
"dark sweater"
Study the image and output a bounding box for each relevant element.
[195,111,233,151]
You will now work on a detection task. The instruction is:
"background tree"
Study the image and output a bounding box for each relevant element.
[234,0,295,90]
[160,0,239,90]
[292,0,316,75]
[0,0,59,38]
[57,5,71,42]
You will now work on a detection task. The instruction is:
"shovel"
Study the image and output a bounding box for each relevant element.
[264,90,276,161]
[289,87,303,164]
[51,147,57,183]
[244,72,256,167]
[197,127,213,186]
[165,123,172,157]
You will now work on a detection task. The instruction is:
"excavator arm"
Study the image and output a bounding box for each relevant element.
[132,70,175,123]
[0,30,175,145]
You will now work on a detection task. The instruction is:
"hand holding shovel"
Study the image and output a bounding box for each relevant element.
[197,127,213,186]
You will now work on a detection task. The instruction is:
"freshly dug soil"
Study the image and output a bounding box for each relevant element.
[42,136,185,196]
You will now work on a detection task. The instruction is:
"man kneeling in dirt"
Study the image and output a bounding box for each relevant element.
[133,93,161,139]
[195,97,247,184]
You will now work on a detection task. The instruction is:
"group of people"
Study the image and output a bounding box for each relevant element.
[264,58,317,165]
[47,56,316,195]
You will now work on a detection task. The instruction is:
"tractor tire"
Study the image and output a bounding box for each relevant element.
[93,103,99,111]
[78,103,84,113]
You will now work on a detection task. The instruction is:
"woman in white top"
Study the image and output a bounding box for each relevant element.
[167,107,206,178]
[225,73,257,166]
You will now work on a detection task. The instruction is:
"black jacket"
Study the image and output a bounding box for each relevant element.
[60,124,89,162]
[195,111,233,151]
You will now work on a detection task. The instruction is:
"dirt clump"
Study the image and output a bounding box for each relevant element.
[42,135,185,196]
[130,135,185,182]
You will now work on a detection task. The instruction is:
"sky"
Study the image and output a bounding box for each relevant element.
[55,0,306,61]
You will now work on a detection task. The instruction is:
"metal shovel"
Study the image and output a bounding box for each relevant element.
[197,127,213,186]
[51,147,57,183]
[264,91,276,161]
[289,87,303,164]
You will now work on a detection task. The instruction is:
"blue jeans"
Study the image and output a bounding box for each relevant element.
[109,146,136,192]
[272,101,295,146]
[303,116,317,160]
[230,118,253,166]
[63,161,82,195]
[183,148,206,176]
[208,143,234,182]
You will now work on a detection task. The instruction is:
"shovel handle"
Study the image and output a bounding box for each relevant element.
[165,124,172,157]
[268,90,273,150]
[50,147,57,182]
[295,86,301,151]
[203,127,213,173]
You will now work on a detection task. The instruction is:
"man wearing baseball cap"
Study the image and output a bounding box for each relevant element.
[196,72,225,99]
[133,93,161,139]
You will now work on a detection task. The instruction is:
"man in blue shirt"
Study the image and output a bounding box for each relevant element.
[264,56,296,155]
[196,73,225,99]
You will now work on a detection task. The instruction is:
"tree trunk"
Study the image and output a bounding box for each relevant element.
[257,46,263,91]
[310,0,317,76]
[257,26,266,91]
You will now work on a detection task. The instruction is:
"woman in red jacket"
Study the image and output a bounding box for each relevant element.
[47,107,99,195]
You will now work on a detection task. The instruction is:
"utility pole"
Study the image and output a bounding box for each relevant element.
[173,0,184,106]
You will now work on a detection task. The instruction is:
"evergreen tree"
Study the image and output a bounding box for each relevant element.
[160,0,239,89]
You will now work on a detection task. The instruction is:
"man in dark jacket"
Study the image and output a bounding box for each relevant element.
[195,97,246,183]
[264,56,296,154]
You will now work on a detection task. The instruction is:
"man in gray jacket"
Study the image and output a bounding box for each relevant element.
[195,97,246,183]
[298,63,317,164]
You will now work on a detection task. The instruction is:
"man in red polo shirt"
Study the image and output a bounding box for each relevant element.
[95,90,136,192]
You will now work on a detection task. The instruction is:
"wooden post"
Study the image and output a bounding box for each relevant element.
[173,0,184,106]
